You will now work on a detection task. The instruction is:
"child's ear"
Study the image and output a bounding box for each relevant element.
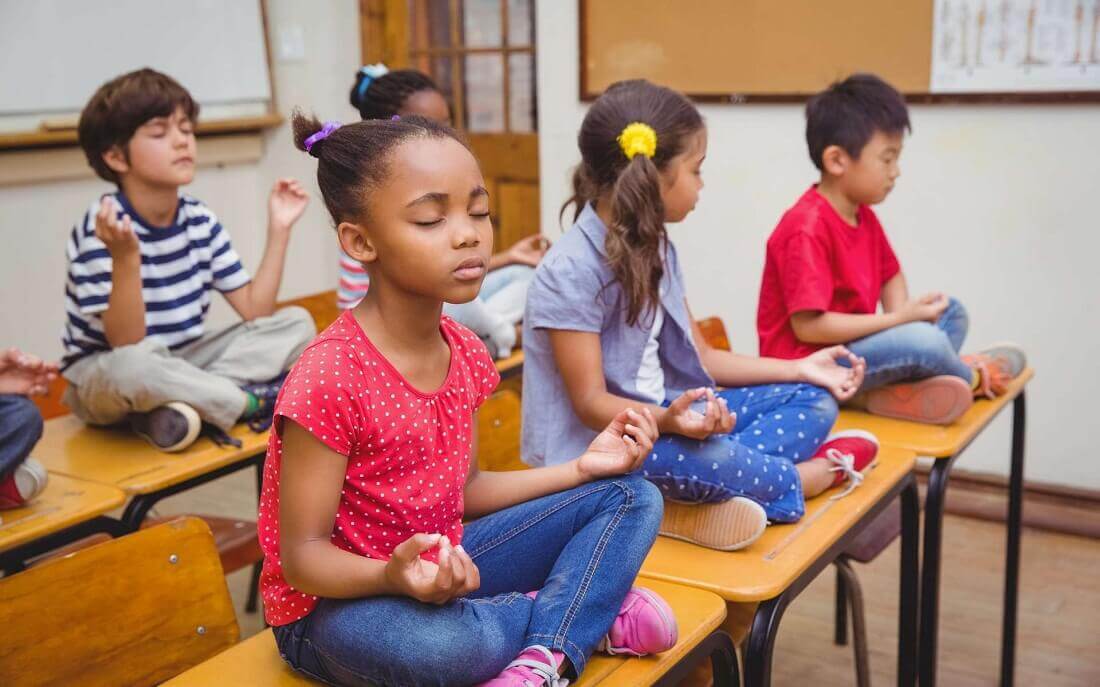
[338,221,377,264]
[821,145,849,177]
[101,145,130,176]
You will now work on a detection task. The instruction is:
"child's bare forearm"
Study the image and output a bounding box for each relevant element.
[791,311,905,345]
[572,388,668,434]
[463,463,586,518]
[702,348,800,388]
[248,228,291,317]
[281,539,394,599]
[102,256,146,346]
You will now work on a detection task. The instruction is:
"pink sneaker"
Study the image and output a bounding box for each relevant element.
[599,586,678,656]
[0,458,48,509]
[811,430,880,495]
[476,645,567,687]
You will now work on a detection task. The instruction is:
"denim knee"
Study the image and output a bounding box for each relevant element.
[3,395,44,440]
[943,298,968,325]
[605,474,664,536]
[894,321,957,360]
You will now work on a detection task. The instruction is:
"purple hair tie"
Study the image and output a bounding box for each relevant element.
[304,121,341,155]
[391,115,401,121]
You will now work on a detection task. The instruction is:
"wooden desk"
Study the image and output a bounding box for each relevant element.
[0,473,125,571]
[36,416,268,529]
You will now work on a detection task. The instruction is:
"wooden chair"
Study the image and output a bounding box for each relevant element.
[477,389,528,472]
[0,517,239,687]
[278,290,342,333]
[165,578,738,687]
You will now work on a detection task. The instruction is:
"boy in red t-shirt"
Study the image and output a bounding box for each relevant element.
[757,74,1026,424]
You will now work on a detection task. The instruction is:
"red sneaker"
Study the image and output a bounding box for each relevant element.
[0,458,48,509]
[811,430,880,493]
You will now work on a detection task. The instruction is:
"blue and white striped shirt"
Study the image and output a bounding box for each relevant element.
[61,192,250,370]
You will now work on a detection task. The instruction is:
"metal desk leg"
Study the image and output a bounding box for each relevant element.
[652,631,740,687]
[918,453,957,687]
[743,594,790,687]
[899,478,920,687]
[1000,392,1026,687]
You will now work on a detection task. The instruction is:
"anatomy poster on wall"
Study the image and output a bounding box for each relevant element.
[931,0,1100,91]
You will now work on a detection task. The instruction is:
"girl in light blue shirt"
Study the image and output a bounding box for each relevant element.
[522,80,880,551]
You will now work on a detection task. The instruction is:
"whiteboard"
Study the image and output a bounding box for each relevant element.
[0,0,272,133]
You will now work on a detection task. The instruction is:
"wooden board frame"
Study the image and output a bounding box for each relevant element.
[0,0,282,151]
[578,0,1100,104]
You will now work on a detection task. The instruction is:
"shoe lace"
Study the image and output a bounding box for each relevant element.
[825,448,863,499]
[201,423,243,448]
[505,645,569,687]
[247,414,274,433]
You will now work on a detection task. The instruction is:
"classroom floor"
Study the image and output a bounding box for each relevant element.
[153,469,1100,687]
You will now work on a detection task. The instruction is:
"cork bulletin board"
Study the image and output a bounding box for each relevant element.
[580,0,1100,103]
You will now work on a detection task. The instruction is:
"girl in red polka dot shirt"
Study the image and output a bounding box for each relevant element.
[258,112,676,687]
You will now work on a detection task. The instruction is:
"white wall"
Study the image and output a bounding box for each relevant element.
[536,1,1100,489]
[0,0,360,358]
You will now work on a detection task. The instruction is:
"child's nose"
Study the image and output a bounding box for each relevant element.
[453,218,480,247]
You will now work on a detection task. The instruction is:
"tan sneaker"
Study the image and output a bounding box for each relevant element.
[864,375,974,425]
[659,496,767,551]
[963,343,1028,399]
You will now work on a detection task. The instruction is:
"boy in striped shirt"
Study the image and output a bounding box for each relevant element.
[61,69,315,452]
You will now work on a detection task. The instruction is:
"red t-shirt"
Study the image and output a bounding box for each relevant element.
[257,311,500,626]
[757,186,901,359]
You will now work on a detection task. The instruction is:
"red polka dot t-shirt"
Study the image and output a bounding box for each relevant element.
[257,311,500,626]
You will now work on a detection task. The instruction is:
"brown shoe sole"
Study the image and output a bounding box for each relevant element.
[865,375,973,425]
[659,496,768,551]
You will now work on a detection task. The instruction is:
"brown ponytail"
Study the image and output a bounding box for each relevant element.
[563,80,704,326]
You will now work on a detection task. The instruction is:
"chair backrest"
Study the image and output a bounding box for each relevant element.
[0,517,239,687]
[278,289,341,332]
[32,375,70,419]
[477,389,528,472]
[696,317,732,352]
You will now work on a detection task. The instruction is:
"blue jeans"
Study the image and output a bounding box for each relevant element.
[0,395,43,479]
[645,384,837,523]
[846,298,971,392]
[273,476,663,686]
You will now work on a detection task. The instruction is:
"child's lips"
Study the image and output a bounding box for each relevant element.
[453,257,486,281]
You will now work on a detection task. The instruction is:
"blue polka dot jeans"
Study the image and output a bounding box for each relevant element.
[643,383,838,523]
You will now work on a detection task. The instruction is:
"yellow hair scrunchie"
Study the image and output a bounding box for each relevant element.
[617,122,657,160]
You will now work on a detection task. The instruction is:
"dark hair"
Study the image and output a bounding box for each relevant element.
[349,68,442,121]
[563,79,704,327]
[292,110,465,227]
[77,68,199,184]
[805,73,910,171]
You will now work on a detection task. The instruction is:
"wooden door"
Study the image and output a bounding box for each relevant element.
[360,0,540,250]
